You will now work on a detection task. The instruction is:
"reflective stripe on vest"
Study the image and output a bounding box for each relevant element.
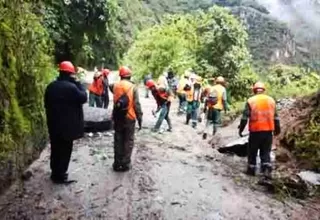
[248,94,276,132]
[113,80,136,120]
[212,84,224,110]
[186,87,201,102]
[88,78,104,95]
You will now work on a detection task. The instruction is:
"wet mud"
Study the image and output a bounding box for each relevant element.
[0,94,319,220]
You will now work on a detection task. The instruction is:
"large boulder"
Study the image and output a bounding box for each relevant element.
[218,136,248,157]
[83,105,113,132]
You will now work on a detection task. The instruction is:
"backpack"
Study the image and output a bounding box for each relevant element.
[112,86,133,121]
[207,89,218,106]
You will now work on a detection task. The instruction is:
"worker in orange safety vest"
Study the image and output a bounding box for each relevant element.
[110,66,143,172]
[238,82,281,179]
[88,72,104,108]
[146,79,173,132]
[101,69,111,109]
[202,76,228,139]
[184,75,202,128]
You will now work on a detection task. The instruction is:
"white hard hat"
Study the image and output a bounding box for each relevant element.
[190,73,197,79]
[94,72,101,78]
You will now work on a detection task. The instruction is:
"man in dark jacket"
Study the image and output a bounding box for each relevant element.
[45,61,87,184]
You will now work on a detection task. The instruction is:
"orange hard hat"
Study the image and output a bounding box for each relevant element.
[101,69,110,76]
[146,79,156,89]
[119,66,132,78]
[216,76,225,83]
[59,61,76,74]
[253,82,266,92]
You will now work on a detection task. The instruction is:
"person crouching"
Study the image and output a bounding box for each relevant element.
[146,80,173,133]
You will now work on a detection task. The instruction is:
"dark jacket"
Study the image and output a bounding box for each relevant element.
[45,74,87,141]
[102,76,109,96]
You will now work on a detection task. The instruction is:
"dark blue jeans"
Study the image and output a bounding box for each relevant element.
[154,103,172,130]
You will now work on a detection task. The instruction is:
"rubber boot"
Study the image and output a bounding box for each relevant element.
[262,166,272,180]
[213,125,217,135]
[246,166,256,176]
[113,162,122,172]
[186,114,191,125]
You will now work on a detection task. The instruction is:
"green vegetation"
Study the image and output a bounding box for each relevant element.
[0,0,319,195]
[0,0,55,189]
[283,92,320,171]
[264,64,320,99]
[124,6,256,101]
[42,0,120,67]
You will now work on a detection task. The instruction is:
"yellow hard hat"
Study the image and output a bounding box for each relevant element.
[216,76,225,83]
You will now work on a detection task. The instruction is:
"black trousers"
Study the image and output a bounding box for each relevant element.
[248,131,273,169]
[50,138,73,179]
[102,93,109,109]
[114,119,136,166]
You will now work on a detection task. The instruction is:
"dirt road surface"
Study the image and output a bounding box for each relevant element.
[0,93,319,220]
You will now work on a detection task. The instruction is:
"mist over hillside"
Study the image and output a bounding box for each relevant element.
[257,0,320,40]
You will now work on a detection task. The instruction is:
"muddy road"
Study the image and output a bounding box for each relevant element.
[0,94,318,220]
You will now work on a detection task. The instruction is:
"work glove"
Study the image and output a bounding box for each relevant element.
[137,118,142,131]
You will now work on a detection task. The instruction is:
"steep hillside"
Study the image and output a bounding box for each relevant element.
[231,6,305,66]
[122,0,309,68]
[257,0,320,69]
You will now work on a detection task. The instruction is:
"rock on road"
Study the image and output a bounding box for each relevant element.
[0,90,318,220]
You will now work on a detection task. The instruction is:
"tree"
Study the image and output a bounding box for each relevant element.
[124,5,251,99]
[0,0,54,191]
[42,0,119,67]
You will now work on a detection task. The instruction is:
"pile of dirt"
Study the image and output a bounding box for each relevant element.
[272,91,320,198]
[276,91,320,168]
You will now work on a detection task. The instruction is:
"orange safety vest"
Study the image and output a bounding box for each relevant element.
[248,94,276,132]
[113,80,136,120]
[211,84,225,110]
[177,78,188,94]
[186,86,201,102]
[88,78,104,96]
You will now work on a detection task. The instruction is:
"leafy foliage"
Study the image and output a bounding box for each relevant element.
[124,6,252,100]
[42,0,120,67]
[282,92,320,170]
[0,0,55,191]
[263,64,320,99]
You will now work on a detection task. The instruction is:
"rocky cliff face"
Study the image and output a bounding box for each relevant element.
[231,6,300,65]
[256,0,320,68]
